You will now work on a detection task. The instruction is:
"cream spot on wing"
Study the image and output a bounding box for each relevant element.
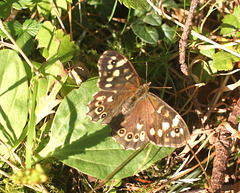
[150,128,155,135]
[113,69,120,77]
[164,110,170,118]
[111,56,117,60]
[172,115,180,127]
[125,73,132,80]
[180,128,184,135]
[106,77,114,82]
[116,59,126,67]
[158,129,163,137]
[106,96,113,102]
[137,123,143,130]
[107,64,114,70]
[171,130,176,138]
[165,137,170,143]
[96,96,106,100]
[157,106,164,114]
[105,83,112,88]
[103,71,108,76]
[140,131,145,141]
[162,122,170,130]
[123,68,130,74]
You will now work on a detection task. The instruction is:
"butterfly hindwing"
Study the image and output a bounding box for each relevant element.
[111,93,190,150]
[87,90,136,125]
[111,99,149,150]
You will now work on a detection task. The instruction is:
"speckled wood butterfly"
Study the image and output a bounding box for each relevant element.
[87,50,190,150]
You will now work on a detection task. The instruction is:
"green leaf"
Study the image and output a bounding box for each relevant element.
[162,0,178,10]
[143,10,162,26]
[36,21,59,59]
[55,30,76,65]
[131,21,159,44]
[0,21,22,38]
[12,0,32,10]
[0,49,28,147]
[161,23,176,43]
[0,1,11,19]
[36,21,76,64]
[118,0,147,10]
[39,78,175,179]
[35,59,68,123]
[16,32,34,56]
[220,7,240,36]
[37,0,52,17]
[200,48,215,59]
[213,51,239,71]
[22,19,42,36]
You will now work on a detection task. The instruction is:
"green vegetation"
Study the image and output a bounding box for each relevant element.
[0,0,239,192]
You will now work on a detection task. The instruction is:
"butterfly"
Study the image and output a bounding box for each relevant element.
[87,50,190,150]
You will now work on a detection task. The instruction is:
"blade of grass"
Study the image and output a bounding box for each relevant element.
[26,77,38,169]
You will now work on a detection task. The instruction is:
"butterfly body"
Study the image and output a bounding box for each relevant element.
[87,50,190,150]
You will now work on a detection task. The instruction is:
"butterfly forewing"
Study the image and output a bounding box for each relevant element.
[98,50,141,91]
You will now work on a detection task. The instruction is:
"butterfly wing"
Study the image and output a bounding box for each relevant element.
[146,93,190,147]
[111,92,190,149]
[87,90,135,124]
[97,50,141,90]
[87,50,140,124]
[111,99,149,150]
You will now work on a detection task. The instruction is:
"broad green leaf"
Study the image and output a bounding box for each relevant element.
[16,32,34,56]
[35,21,55,49]
[143,11,162,26]
[22,19,42,36]
[220,7,240,36]
[161,23,176,43]
[162,0,178,10]
[35,59,68,123]
[0,1,11,19]
[220,15,240,35]
[0,49,28,147]
[50,0,67,16]
[200,48,215,59]
[37,0,66,17]
[36,21,59,60]
[55,30,76,65]
[213,51,239,71]
[37,0,52,17]
[12,0,32,10]
[118,0,147,10]
[131,21,159,44]
[38,78,175,180]
[0,21,22,38]
[36,22,76,64]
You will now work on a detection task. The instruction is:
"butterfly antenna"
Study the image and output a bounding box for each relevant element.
[145,61,148,83]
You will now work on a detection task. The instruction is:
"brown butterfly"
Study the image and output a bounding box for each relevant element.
[87,50,190,150]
